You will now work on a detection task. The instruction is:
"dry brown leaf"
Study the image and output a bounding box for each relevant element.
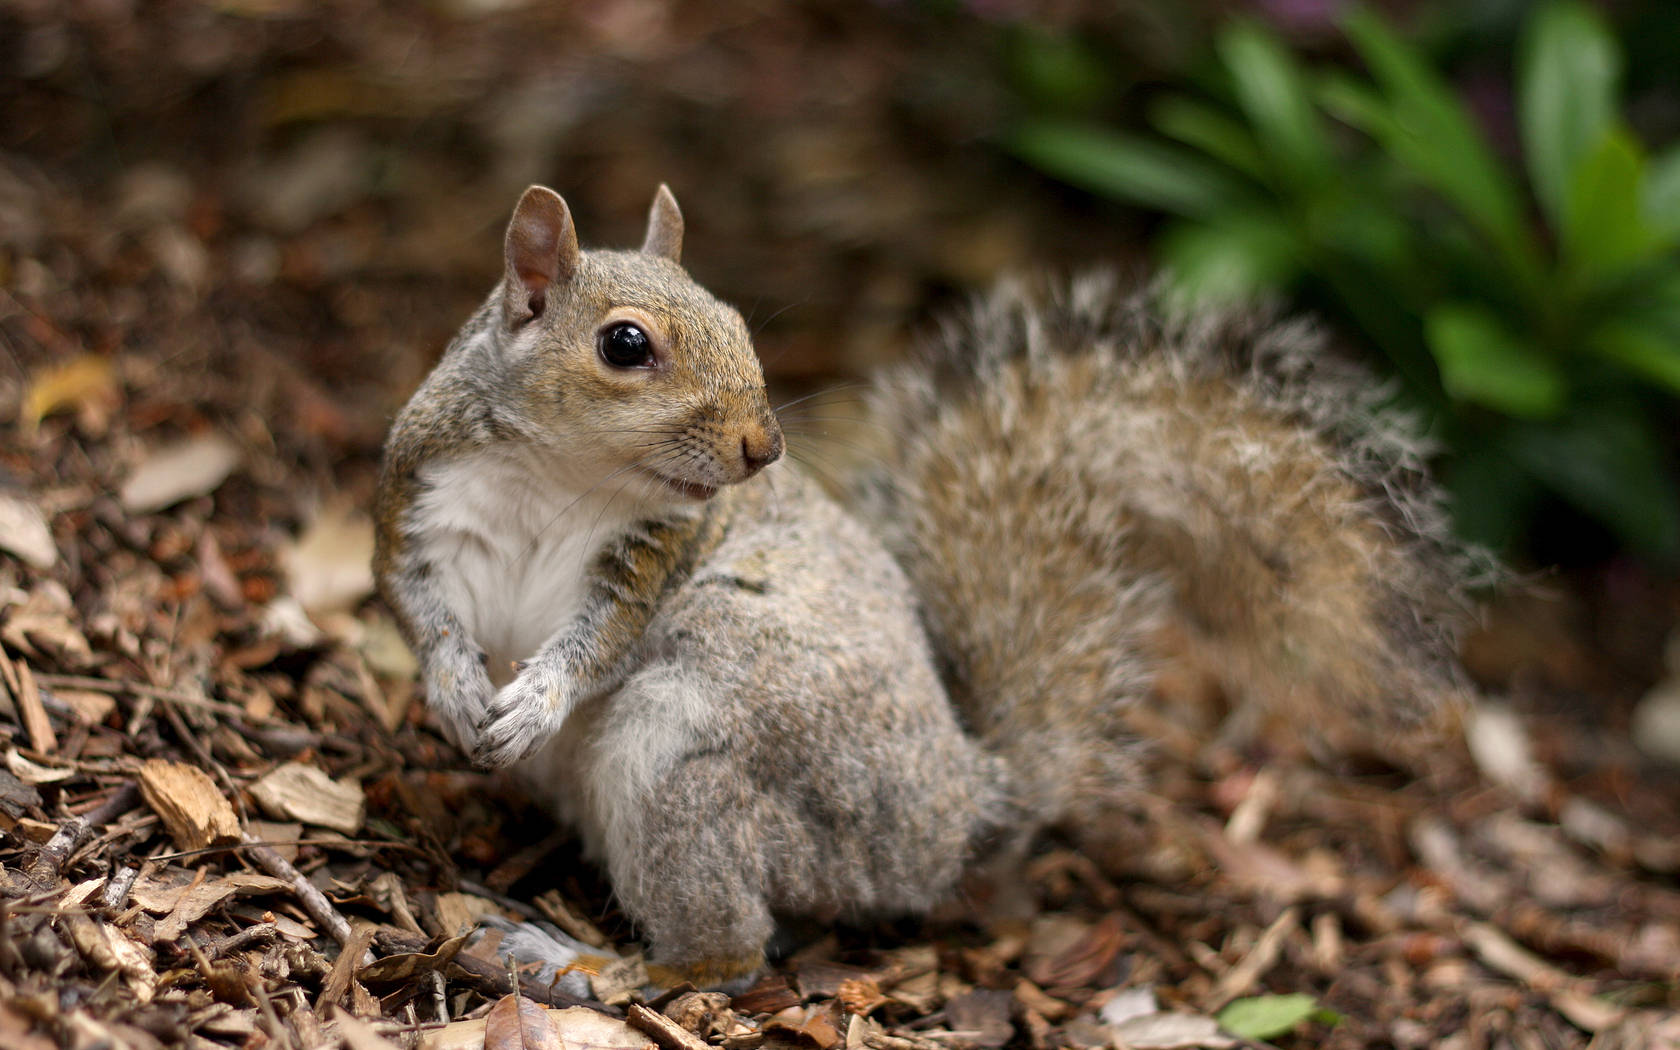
[334,1009,404,1050]
[249,761,365,834]
[0,493,56,569]
[63,913,158,1003]
[1023,913,1125,991]
[484,995,566,1050]
[356,932,470,985]
[763,1003,843,1050]
[154,872,291,941]
[118,433,242,513]
[138,758,242,852]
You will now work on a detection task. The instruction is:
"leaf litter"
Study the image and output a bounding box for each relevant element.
[2,3,1680,1049]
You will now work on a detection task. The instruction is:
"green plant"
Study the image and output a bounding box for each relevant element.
[1009,2,1680,563]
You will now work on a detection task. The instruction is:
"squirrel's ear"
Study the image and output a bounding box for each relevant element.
[503,185,581,325]
[640,184,683,262]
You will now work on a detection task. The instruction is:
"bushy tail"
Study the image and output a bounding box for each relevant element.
[850,273,1483,835]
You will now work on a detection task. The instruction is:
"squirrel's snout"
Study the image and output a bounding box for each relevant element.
[739,421,784,477]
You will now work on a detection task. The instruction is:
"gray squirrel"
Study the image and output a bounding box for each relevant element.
[373,184,1475,985]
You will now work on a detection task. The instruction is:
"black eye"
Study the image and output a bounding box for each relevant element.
[598,322,655,368]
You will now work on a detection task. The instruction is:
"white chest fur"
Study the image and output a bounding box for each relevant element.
[409,450,637,686]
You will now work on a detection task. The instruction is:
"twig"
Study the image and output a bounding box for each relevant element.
[240,831,367,962]
[25,782,141,889]
[100,865,140,911]
[628,1003,713,1050]
[33,673,253,720]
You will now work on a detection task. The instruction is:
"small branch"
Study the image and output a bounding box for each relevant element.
[240,831,368,963]
[26,782,141,889]
[628,1003,713,1050]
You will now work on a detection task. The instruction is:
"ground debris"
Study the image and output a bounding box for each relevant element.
[1,5,1678,1049]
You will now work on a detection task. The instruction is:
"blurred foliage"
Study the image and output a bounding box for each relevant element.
[1005,2,1680,566]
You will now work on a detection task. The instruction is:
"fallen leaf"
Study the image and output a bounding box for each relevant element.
[0,494,56,569]
[154,872,291,941]
[483,994,564,1050]
[63,913,157,1003]
[356,933,470,985]
[118,433,241,513]
[335,1010,404,1050]
[1214,994,1322,1041]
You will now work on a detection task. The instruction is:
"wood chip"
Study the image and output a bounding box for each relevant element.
[138,758,241,852]
[14,661,55,754]
[629,1002,712,1050]
[249,761,365,834]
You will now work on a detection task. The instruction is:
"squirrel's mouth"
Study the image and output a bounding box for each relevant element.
[637,468,719,502]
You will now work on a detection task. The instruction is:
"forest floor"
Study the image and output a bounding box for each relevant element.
[3,3,1679,1049]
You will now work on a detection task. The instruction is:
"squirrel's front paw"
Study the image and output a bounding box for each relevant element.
[471,661,573,768]
[423,648,495,752]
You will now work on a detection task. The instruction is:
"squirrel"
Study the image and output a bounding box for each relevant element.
[374,184,1477,986]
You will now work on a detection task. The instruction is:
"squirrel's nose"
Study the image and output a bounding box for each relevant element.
[740,423,784,477]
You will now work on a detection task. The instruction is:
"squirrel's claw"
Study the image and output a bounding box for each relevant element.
[471,662,572,768]
[423,649,495,754]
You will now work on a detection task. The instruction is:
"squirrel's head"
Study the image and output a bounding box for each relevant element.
[491,184,783,503]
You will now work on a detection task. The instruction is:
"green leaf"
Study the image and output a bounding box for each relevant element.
[1592,320,1680,394]
[1149,96,1267,179]
[1161,213,1301,305]
[1007,121,1249,218]
[1425,303,1567,417]
[1519,0,1623,229]
[1504,408,1680,563]
[1562,129,1657,283]
[1644,145,1680,244]
[1340,7,1535,269]
[1218,21,1333,190]
[1217,994,1323,1040]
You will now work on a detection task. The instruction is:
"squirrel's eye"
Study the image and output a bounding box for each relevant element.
[598,322,655,369]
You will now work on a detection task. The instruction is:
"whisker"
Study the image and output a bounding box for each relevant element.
[773,382,863,415]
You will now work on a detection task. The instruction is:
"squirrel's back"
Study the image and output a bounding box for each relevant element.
[853,273,1480,839]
